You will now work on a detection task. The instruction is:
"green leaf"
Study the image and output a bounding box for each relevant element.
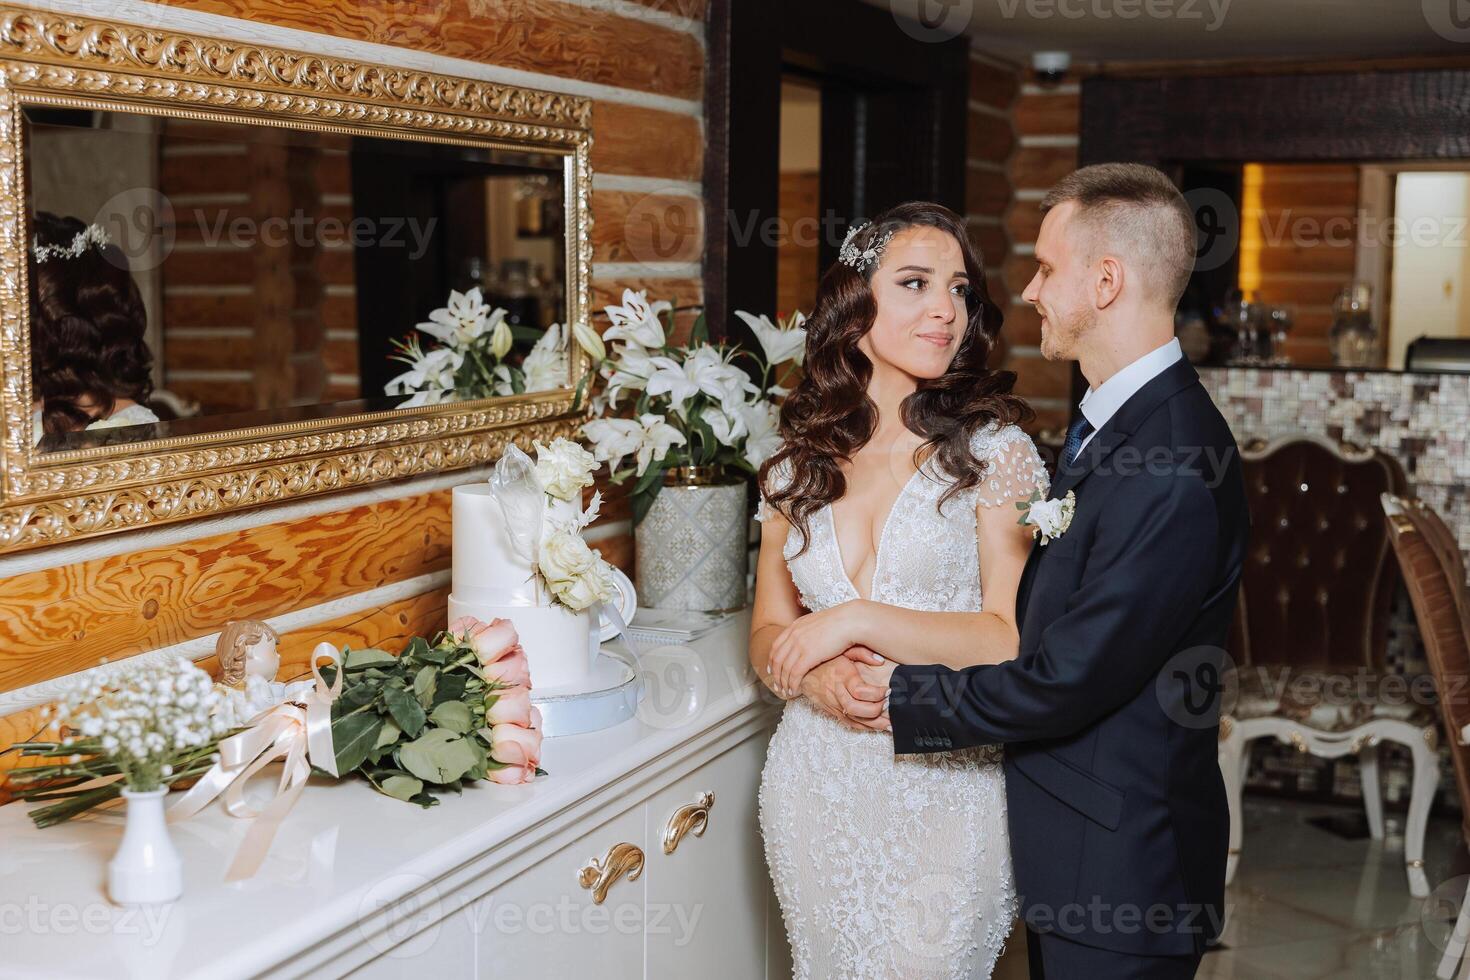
[374,718,402,749]
[689,311,708,346]
[332,712,385,775]
[379,774,424,802]
[384,684,427,738]
[345,648,397,670]
[335,683,379,712]
[510,325,543,344]
[413,665,438,708]
[631,460,665,497]
[404,636,431,660]
[398,728,482,784]
[415,644,451,666]
[432,671,467,707]
[429,700,477,734]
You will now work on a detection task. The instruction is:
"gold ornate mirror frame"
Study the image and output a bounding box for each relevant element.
[0,4,593,554]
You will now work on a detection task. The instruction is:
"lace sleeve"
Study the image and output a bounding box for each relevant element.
[974,425,1049,508]
[754,454,792,523]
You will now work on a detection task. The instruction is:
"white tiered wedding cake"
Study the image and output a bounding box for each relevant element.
[447,439,617,694]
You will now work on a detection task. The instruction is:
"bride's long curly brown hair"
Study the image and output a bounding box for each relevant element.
[758,201,1031,557]
[29,211,154,439]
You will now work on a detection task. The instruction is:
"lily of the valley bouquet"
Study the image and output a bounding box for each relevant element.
[492,436,618,613]
[572,290,806,523]
[386,286,570,408]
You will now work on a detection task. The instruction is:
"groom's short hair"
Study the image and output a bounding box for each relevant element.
[1040,163,1196,311]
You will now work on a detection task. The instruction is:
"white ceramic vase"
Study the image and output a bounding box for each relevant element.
[635,466,749,612]
[108,787,183,906]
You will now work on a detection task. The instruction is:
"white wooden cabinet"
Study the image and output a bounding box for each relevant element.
[0,612,789,980]
[350,729,781,979]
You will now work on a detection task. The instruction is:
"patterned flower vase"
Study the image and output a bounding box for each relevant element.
[635,466,749,612]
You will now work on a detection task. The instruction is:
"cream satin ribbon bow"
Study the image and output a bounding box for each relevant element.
[168,643,343,881]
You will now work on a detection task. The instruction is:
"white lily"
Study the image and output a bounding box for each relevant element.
[634,413,687,475]
[385,343,462,396]
[487,308,513,360]
[735,309,807,367]
[644,354,702,415]
[685,345,759,414]
[700,403,747,447]
[603,289,670,350]
[740,399,782,469]
[571,320,607,363]
[416,287,493,348]
[581,418,645,475]
[523,324,570,392]
[601,345,656,409]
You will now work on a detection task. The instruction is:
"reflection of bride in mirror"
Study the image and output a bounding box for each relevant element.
[29,211,161,446]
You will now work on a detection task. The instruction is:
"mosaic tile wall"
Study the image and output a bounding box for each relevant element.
[1201,367,1469,572]
[1201,366,1467,809]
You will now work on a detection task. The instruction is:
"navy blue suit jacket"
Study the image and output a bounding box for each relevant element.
[888,358,1248,957]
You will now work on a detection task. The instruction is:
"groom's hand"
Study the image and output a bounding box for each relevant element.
[800,654,889,732]
[853,659,897,732]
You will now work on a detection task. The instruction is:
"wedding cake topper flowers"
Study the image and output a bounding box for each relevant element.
[1017,489,1077,546]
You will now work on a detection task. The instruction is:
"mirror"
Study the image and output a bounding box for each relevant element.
[24,107,574,453]
[0,4,592,555]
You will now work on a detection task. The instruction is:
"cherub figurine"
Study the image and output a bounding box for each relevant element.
[216,619,281,690]
[213,620,312,727]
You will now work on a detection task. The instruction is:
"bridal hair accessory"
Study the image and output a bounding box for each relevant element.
[1017,489,1076,545]
[838,221,894,272]
[31,223,110,264]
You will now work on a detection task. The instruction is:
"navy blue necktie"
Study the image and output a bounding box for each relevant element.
[1062,414,1094,463]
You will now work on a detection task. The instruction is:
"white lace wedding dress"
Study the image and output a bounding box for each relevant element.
[755,422,1049,980]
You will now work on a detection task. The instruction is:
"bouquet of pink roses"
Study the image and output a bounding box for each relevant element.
[316,615,545,804]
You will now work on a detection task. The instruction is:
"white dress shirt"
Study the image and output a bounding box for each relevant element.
[1075,338,1183,455]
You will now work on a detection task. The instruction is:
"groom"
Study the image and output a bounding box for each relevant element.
[868,163,1247,978]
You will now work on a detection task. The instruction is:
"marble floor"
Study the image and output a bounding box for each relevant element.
[1198,798,1468,979]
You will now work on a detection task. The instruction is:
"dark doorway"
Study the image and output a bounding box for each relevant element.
[706,0,969,344]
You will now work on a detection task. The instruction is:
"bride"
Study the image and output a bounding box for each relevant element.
[750,201,1048,979]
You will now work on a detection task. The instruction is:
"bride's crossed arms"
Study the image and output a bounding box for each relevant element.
[749,435,1045,729]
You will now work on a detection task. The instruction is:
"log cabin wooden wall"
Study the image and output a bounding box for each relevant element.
[974,53,1470,416]
[0,0,708,790]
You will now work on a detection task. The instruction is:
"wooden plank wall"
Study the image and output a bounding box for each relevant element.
[0,0,706,788]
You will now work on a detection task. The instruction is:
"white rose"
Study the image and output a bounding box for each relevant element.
[534,437,597,501]
[1025,491,1076,544]
[538,530,615,611]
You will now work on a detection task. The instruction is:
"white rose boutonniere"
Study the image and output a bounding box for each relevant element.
[538,528,617,611]
[1017,489,1076,545]
[533,437,598,502]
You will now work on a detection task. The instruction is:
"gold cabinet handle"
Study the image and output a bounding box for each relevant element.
[577,842,644,904]
[663,791,715,855]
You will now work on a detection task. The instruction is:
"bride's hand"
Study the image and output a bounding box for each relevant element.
[768,600,869,698]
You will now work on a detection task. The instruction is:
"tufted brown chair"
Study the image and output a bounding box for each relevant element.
[1383,495,1470,979]
[1218,434,1439,898]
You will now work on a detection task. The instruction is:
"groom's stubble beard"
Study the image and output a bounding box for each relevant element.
[1039,302,1097,362]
